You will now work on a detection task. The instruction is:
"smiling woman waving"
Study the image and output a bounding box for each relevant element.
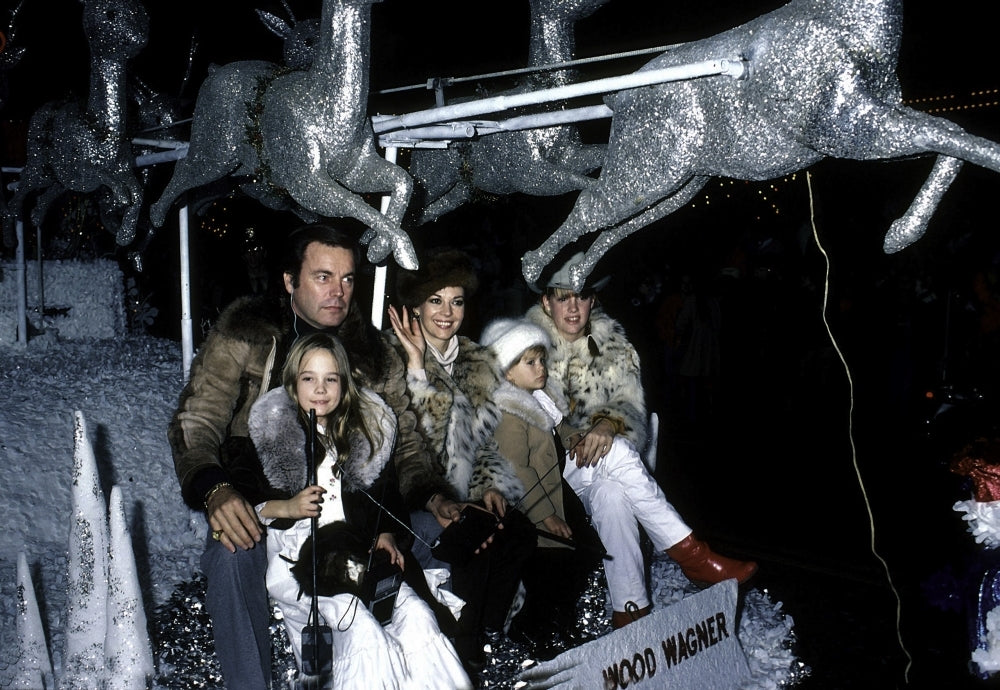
[386,247,536,674]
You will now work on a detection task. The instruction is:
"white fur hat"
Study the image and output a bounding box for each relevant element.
[480,318,551,370]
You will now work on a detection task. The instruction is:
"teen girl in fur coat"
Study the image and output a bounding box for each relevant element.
[525,254,757,629]
[387,248,536,670]
[241,332,470,689]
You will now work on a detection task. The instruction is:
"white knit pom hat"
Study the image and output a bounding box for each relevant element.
[480,318,551,371]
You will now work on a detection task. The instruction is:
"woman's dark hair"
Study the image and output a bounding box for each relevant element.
[281,223,361,290]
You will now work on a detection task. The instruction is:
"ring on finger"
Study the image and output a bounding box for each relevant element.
[211,529,223,541]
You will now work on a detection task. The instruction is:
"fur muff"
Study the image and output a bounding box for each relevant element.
[248,386,396,494]
[525,303,648,453]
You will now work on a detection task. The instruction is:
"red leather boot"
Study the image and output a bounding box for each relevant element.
[611,602,651,630]
[666,535,758,587]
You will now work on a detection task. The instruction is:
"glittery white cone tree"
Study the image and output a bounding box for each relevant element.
[61,411,110,689]
[13,552,54,690]
[104,485,154,689]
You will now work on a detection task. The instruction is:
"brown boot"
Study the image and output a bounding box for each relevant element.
[666,535,758,588]
[611,602,651,630]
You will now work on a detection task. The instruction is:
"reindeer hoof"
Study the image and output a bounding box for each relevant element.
[883,217,926,254]
[521,250,545,284]
[366,235,392,265]
[393,242,419,271]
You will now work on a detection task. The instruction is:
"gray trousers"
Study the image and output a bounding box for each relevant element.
[201,529,271,689]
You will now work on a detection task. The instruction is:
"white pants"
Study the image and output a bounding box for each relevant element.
[564,437,691,610]
[267,526,471,689]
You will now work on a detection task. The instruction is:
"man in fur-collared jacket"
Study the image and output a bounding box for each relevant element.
[167,223,432,690]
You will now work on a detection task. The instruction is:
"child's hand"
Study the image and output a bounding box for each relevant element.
[287,485,325,520]
[542,514,573,540]
[375,532,404,569]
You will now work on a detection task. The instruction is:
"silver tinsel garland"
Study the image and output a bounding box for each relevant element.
[150,553,801,689]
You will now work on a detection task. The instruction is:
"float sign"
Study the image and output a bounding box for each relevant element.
[519,579,749,689]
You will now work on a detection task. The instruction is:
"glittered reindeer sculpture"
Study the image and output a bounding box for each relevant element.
[6,0,148,248]
[408,0,609,225]
[0,0,25,113]
[520,0,1000,290]
[150,0,417,270]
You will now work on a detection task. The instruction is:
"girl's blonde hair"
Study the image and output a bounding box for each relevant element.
[282,332,381,462]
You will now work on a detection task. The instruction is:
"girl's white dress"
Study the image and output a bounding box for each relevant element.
[260,415,471,689]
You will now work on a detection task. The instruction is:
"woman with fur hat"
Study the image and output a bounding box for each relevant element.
[525,253,757,629]
[238,332,470,689]
[387,247,536,671]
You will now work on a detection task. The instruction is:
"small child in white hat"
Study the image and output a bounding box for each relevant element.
[481,317,757,633]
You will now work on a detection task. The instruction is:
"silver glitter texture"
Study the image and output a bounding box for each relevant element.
[6,0,148,247]
[521,0,1000,290]
[15,552,55,686]
[408,0,608,225]
[105,485,155,688]
[151,576,296,689]
[150,0,418,271]
[62,411,110,688]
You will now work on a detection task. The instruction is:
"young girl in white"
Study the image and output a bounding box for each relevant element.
[241,332,470,689]
[481,318,756,631]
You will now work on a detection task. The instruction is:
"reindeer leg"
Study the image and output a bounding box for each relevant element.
[340,154,417,269]
[287,176,418,270]
[116,187,143,246]
[568,176,709,290]
[96,167,144,245]
[908,111,1000,175]
[522,170,703,286]
[418,182,471,225]
[31,183,66,227]
[883,155,962,254]
[856,107,1000,253]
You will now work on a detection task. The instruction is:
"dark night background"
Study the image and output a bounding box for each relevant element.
[3,0,1000,687]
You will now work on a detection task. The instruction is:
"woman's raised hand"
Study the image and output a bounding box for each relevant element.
[387,304,426,371]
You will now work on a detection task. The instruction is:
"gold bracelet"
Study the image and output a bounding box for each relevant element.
[204,482,233,511]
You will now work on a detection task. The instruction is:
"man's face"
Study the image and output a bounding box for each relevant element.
[284,243,355,329]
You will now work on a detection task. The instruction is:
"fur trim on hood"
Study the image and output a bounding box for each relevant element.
[493,381,569,432]
[248,387,396,494]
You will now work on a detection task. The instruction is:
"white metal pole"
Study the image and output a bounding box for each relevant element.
[35,222,43,325]
[179,205,193,380]
[373,59,745,134]
[370,146,398,330]
[15,218,26,345]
